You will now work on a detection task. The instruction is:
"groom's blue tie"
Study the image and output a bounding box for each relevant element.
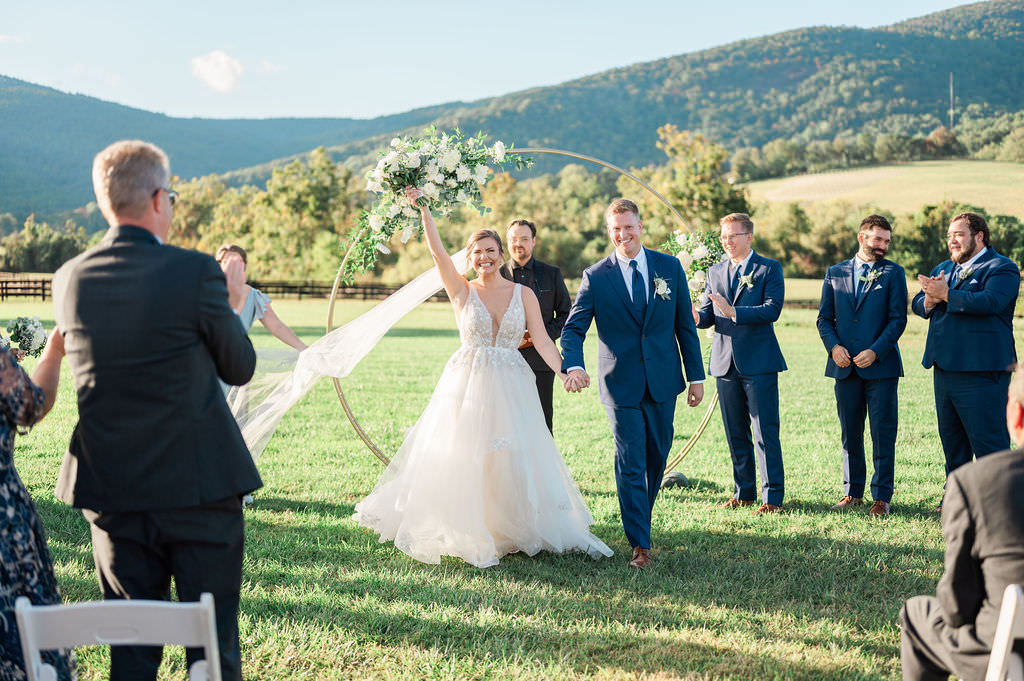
[630,260,647,315]
[856,263,871,302]
[729,266,740,299]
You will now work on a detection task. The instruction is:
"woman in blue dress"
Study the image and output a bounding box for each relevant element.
[1,336,75,680]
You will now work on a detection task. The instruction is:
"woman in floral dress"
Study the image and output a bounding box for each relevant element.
[0,342,74,680]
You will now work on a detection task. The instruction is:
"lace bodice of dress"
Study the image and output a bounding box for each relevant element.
[458,284,525,350]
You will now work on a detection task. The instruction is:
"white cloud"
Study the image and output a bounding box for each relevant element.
[0,34,25,44]
[190,50,243,93]
[258,59,284,74]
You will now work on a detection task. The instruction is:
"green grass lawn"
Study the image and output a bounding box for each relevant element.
[7,295,1022,680]
[747,160,1024,218]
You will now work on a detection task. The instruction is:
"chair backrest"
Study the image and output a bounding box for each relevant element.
[15,593,220,681]
[986,584,1024,681]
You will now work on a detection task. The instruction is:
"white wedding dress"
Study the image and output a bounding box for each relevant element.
[354,283,613,568]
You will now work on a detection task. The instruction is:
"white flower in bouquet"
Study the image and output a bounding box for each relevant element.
[401,224,415,244]
[674,231,688,247]
[375,242,391,255]
[474,164,489,184]
[440,149,461,172]
[677,250,694,269]
[6,315,47,357]
[692,244,710,260]
[390,138,402,148]
[368,213,384,231]
[493,141,506,162]
[455,164,471,182]
[388,202,403,218]
[422,182,440,200]
[403,154,421,169]
[456,189,468,203]
[424,162,442,184]
[446,177,458,187]
[402,204,419,219]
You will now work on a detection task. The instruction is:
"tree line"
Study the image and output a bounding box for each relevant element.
[1,124,1021,281]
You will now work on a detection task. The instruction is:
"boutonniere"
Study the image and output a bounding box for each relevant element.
[956,266,975,283]
[859,269,883,284]
[738,273,755,290]
[653,274,672,300]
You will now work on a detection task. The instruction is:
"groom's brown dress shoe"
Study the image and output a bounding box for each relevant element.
[868,500,890,517]
[721,498,755,509]
[754,503,781,515]
[628,546,650,569]
[832,495,863,510]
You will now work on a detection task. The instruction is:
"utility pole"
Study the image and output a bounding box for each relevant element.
[949,72,955,130]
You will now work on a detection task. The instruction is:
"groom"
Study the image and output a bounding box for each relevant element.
[561,198,705,568]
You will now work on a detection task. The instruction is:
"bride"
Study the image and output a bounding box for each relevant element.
[354,187,613,568]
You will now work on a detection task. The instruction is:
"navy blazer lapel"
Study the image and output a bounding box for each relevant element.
[732,253,756,305]
[606,253,642,325]
[641,249,658,329]
[854,259,873,311]
[953,249,994,289]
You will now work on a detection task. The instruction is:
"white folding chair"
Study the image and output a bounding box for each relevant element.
[985,584,1024,681]
[15,593,221,681]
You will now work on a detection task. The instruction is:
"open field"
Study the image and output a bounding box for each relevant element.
[747,160,1024,218]
[7,296,1024,680]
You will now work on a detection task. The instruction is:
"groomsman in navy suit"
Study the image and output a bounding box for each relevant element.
[817,215,908,517]
[561,198,705,569]
[913,212,1019,492]
[695,213,787,514]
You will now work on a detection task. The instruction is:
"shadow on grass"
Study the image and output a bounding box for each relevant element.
[237,501,934,679]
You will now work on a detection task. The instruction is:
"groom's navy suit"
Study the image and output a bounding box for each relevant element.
[817,257,907,503]
[912,247,1019,476]
[696,250,787,506]
[561,248,704,550]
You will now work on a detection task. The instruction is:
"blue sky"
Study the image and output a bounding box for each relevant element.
[1,0,969,119]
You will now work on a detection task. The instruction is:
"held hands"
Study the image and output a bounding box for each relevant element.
[708,292,737,321]
[563,369,590,393]
[518,331,534,349]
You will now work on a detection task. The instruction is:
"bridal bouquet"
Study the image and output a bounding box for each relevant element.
[660,229,724,303]
[342,128,532,281]
[4,315,47,357]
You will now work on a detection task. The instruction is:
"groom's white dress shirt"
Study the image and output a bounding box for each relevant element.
[617,248,650,302]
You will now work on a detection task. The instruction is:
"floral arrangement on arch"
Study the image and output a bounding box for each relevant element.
[660,229,725,303]
[342,127,532,281]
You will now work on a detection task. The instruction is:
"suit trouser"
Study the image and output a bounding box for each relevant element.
[834,374,898,502]
[717,364,785,506]
[83,496,245,681]
[933,368,1010,477]
[899,595,992,681]
[605,390,676,549]
[533,369,555,434]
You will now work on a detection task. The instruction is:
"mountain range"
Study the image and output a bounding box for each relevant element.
[1,0,1022,220]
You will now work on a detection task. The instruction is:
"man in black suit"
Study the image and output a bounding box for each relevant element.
[500,218,571,432]
[51,140,259,681]
[900,364,1024,680]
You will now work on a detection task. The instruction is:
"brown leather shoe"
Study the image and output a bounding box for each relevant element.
[721,498,755,509]
[754,503,781,515]
[628,546,650,569]
[868,500,890,517]
[832,495,864,510]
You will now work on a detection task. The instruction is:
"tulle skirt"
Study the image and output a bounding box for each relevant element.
[354,345,613,568]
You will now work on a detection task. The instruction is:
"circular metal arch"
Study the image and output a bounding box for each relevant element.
[326,146,718,471]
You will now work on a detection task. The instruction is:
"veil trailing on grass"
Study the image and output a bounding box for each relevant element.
[227,249,470,460]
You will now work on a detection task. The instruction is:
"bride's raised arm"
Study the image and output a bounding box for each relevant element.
[404,186,468,304]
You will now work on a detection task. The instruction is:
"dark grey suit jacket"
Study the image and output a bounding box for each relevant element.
[53,225,260,511]
[500,257,571,374]
[938,447,1024,644]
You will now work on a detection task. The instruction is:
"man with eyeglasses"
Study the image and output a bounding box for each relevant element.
[48,140,259,681]
[695,213,787,515]
[500,218,571,433]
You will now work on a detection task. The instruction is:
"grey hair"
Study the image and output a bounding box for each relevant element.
[92,140,170,220]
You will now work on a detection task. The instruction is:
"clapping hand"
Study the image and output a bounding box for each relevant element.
[708,292,736,321]
[563,369,590,393]
[917,274,948,309]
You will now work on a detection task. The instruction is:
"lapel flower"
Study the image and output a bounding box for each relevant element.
[653,274,672,300]
[956,266,975,284]
[738,273,755,290]
[859,269,883,285]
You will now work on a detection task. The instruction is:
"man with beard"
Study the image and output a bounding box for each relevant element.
[500,218,571,432]
[817,215,908,517]
[913,212,1019,494]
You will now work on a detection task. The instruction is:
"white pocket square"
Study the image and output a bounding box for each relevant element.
[873,284,882,290]
[969,279,978,285]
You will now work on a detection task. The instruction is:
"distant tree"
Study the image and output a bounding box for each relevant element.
[0,216,88,272]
